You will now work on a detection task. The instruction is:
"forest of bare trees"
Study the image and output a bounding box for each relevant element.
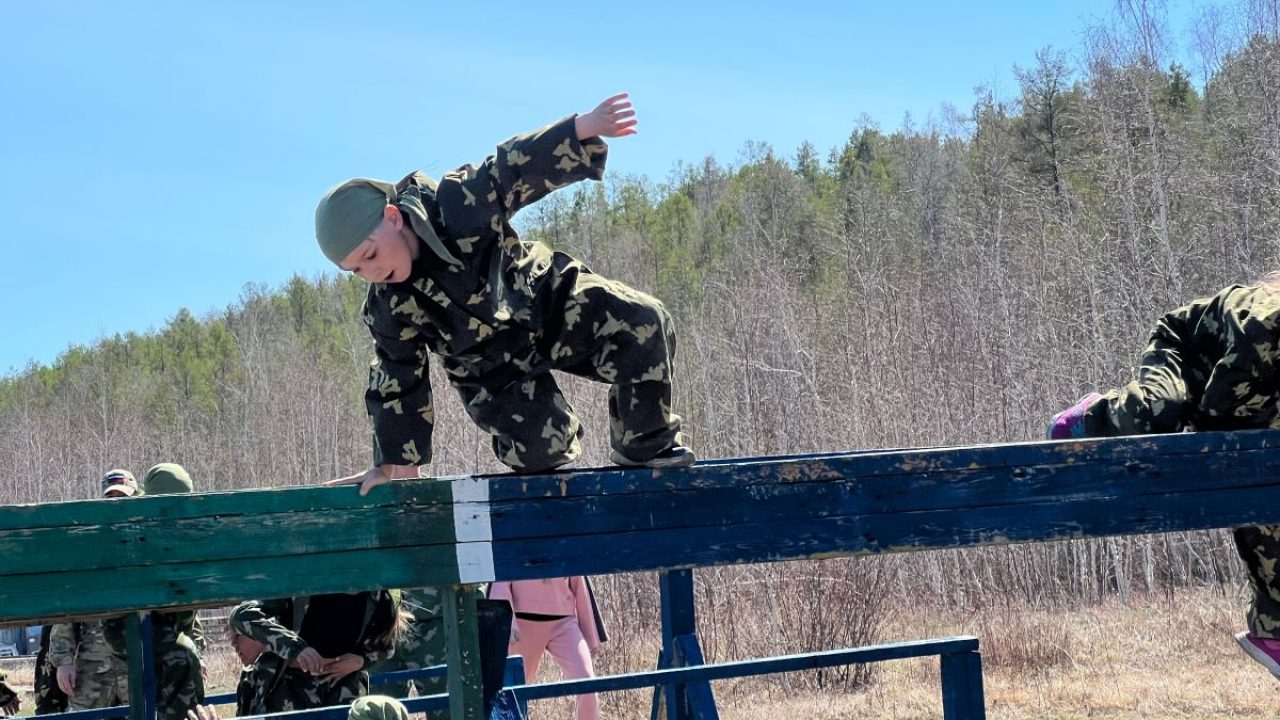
[5,0,1280,693]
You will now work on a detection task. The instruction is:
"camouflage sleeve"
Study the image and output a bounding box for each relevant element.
[1100,294,1213,435]
[188,614,207,653]
[228,600,309,661]
[363,291,433,467]
[435,115,608,237]
[48,622,78,668]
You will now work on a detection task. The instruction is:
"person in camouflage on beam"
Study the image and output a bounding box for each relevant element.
[103,464,207,720]
[49,469,142,711]
[228,590,402,715]
[315,94,694,494]
[0,670,19,716]
[1046,282,1280,681]
[367,588,445,709]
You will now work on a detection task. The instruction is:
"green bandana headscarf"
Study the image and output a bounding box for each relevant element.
[315,177,463,270]
[143,463,194,495]
[348,696,408,720]
[315,179,395,266]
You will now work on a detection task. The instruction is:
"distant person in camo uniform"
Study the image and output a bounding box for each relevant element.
[317,94,693,497]
[49,469,141,711]
[1047,279,1280,681]
[104,464,207,720]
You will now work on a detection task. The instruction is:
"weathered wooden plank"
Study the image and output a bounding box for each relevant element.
[0,502,455,575]
[483,431,1280,500]
[0,478,453,531]
[485,480,1280,579]
[479,446,1280,541]
[6,430,1280,626]
[2,544,462,625]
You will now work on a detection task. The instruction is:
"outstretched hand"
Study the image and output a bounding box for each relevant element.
[324,464,418,496]
[576,93,637,139]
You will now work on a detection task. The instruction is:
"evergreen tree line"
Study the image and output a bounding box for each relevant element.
[5,0,1280,672]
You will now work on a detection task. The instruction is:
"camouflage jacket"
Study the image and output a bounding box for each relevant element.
[229,591,399,667]
[49,619,122,673]
[103,610,205,657]
[361,115,608,465]
[1137,284,1280,430]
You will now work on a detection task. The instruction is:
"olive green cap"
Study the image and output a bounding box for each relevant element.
[348,696,408,720]
[143,463,194,495]
[315,178,396,266]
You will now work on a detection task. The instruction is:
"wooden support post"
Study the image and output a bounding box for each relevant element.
[444,585,484,720]
[940,649,986,720]
[124,612,156,720]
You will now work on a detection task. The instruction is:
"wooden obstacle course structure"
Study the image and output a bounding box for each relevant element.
[6,429,1280,718]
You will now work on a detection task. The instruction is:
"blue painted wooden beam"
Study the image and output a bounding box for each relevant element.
[4,430,1280,624]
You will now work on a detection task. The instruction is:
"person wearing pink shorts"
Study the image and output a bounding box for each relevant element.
[489,577,606,720]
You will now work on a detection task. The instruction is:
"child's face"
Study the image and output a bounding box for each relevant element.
[339,207,418,284]
[230,632,265,665]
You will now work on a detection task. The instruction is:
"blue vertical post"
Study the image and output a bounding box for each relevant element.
[940,649,986,720]
[502,654,528,719]
[659,570,694,720]
[124,612,156,720]
[653,570,717,720]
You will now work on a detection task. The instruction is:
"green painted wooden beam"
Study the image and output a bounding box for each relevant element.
[6,430,1280,626]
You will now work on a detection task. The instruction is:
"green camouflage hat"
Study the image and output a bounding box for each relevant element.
[315,178,396,265]
[143,463,194,495]
[348,696,408,720]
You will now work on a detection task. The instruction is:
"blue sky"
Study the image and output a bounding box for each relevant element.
[0,1,1197,376]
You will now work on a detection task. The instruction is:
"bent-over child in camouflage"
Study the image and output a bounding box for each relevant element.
[1047,283,1280,681]
[315,94,693,490]
[229,591,401,715]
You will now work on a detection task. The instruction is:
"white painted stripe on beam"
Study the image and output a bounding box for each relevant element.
[457,542,495,583]
[452,476,495,583]
[452,477,492,542]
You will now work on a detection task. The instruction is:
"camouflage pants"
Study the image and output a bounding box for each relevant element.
[154,633,204,720]
[67,661,129,710]
[1233,525,1280,638]
[34,627,69,715]
[369,616,446,719]
[237,660,368,716]
[453,266,682,472]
